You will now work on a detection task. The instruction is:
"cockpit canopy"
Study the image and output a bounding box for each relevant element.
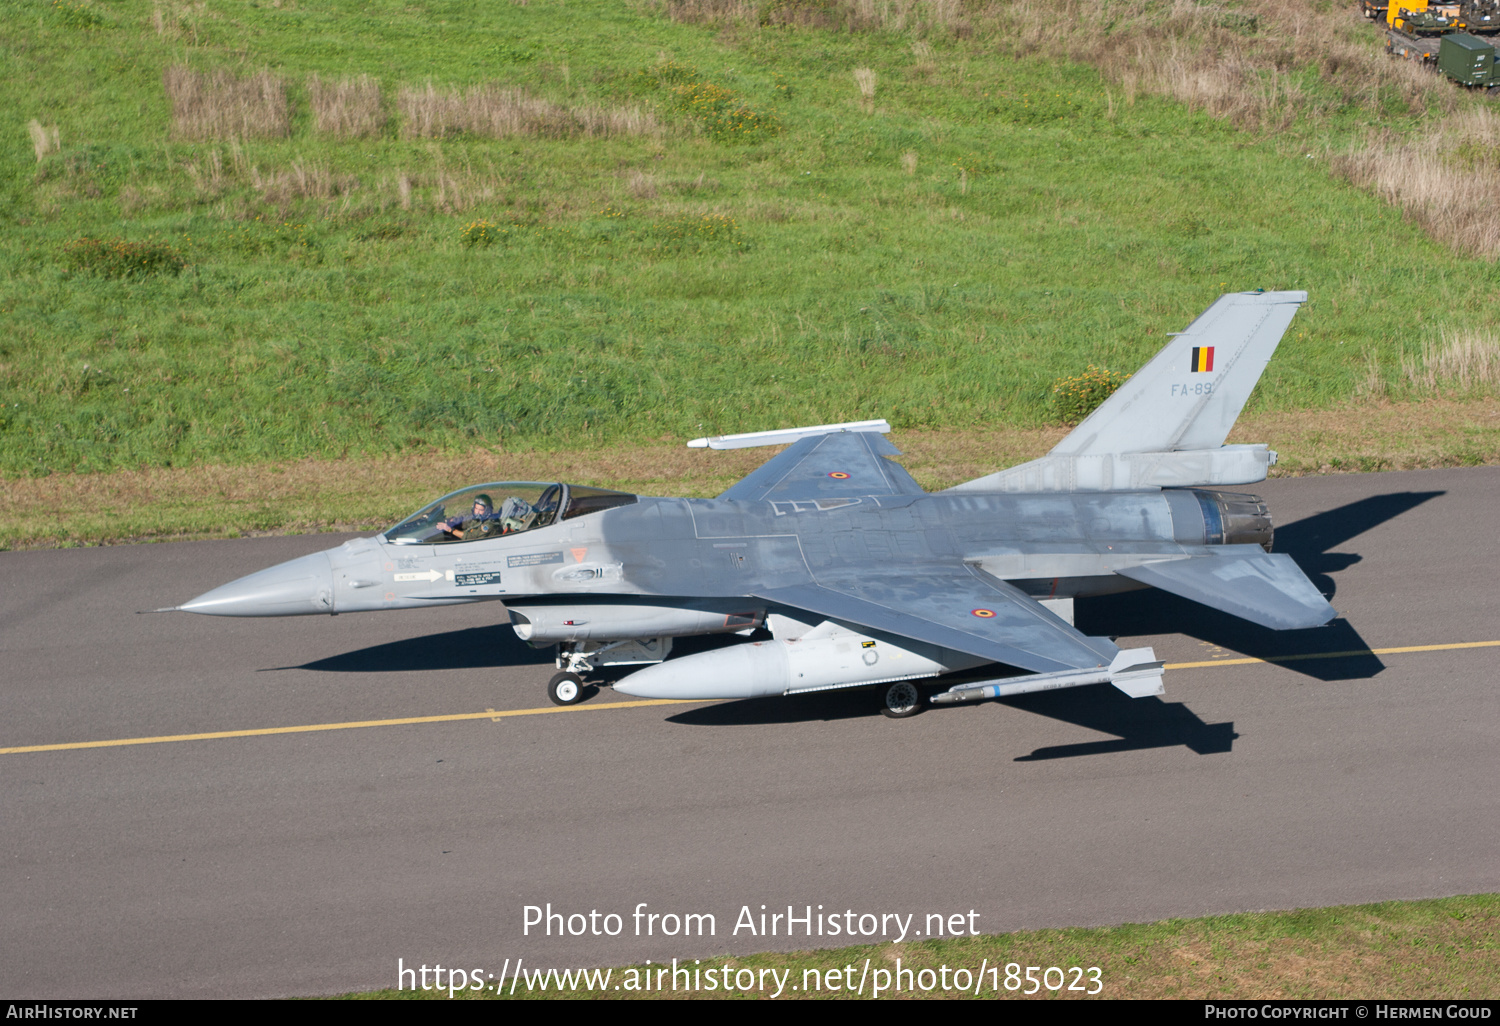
[382,482,638,545]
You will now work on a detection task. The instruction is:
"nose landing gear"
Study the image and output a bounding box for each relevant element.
[543,638,674,706]
[547,671,585,706]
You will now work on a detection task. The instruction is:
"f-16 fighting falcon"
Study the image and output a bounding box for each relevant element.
[177,291,1334,717]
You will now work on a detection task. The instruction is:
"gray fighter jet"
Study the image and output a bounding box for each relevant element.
[179,290,1334,717]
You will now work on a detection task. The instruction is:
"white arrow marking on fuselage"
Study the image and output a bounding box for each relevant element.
[393,570,445,583]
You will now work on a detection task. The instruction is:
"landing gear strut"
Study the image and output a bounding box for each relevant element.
[545,638,674,706]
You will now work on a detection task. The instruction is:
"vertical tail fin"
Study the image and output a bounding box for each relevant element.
[951,291,1307,493]
[1054,290,1307,456]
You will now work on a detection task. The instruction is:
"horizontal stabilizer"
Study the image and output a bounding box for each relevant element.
[949,445,1274,493]
[930,647,1164,704]
[1114,547,1336,630]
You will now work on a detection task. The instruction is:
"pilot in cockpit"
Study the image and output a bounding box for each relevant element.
[436,494,501,540]
[434,493,537,541]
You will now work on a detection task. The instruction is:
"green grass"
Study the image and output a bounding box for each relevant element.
[333,893,1500,999]
[2,0,1497,479]
[5,399,1500,549]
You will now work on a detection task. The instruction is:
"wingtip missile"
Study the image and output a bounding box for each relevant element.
[930,647,1165,704]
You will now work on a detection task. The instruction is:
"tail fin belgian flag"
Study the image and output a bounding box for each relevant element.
[1189,346,1215,373]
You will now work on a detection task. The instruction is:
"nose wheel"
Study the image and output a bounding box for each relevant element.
[548,671,585,706]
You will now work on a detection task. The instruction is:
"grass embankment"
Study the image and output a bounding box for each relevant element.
[4,399,1497,549]
[3,0,1499,505]
[340,893,1500,999]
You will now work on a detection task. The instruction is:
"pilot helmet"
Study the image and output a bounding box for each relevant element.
[473,493,494,513]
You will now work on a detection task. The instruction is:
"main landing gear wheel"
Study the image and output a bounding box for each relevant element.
[548,671,585,706]
[880,681,924,719]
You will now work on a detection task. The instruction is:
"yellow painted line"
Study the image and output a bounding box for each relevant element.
[0,698,703,756]
[1165,639,1500,670]
[3,640,1497,757]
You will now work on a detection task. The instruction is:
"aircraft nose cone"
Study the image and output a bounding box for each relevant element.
[180,551,335,617]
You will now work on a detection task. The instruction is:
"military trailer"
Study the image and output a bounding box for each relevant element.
[1437,30,1500,87]
[1387,25,1443,60]
[1389,0,1465,31]
[1387,0,1465,60]
[1460,0,1500,32]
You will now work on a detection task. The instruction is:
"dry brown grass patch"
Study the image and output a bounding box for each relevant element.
[308,74,386,138]
[1234,397,1500,475]
[1102,903,1500,1000]
[853,66,877,111]
[1401,328,1500,391]
[909,38,937,79]
[182,146,234,200]
[1329,106,1500,258]
[665,172,719,193]
[397,83,659,139]
[5,404,1499,548]
[626,169,658,199]
[1331,139,1500,259]
[27,120,59,162]
[249,159,361,206]
[657,0,759,24]
[1138,46,1305,130]
[164,65,290,140]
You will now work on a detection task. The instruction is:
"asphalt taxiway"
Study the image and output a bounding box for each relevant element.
[2,467,1497,997]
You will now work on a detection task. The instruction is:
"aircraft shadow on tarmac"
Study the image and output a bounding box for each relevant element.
[269,624,546,674]
[1003,690,1238,760]
[1078,490,1445,683]
[663,684,1236,756]
[272,621,752,676]
[665,685,1236,758]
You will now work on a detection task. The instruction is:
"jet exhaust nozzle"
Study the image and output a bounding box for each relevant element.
[1192,489,1274,552]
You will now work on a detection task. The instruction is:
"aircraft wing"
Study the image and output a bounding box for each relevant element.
[1114,546,1336,630]
[718,430,925,501]
[755,565,1119,674]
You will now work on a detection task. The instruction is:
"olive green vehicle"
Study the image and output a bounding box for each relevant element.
[1437,31,1500,88]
